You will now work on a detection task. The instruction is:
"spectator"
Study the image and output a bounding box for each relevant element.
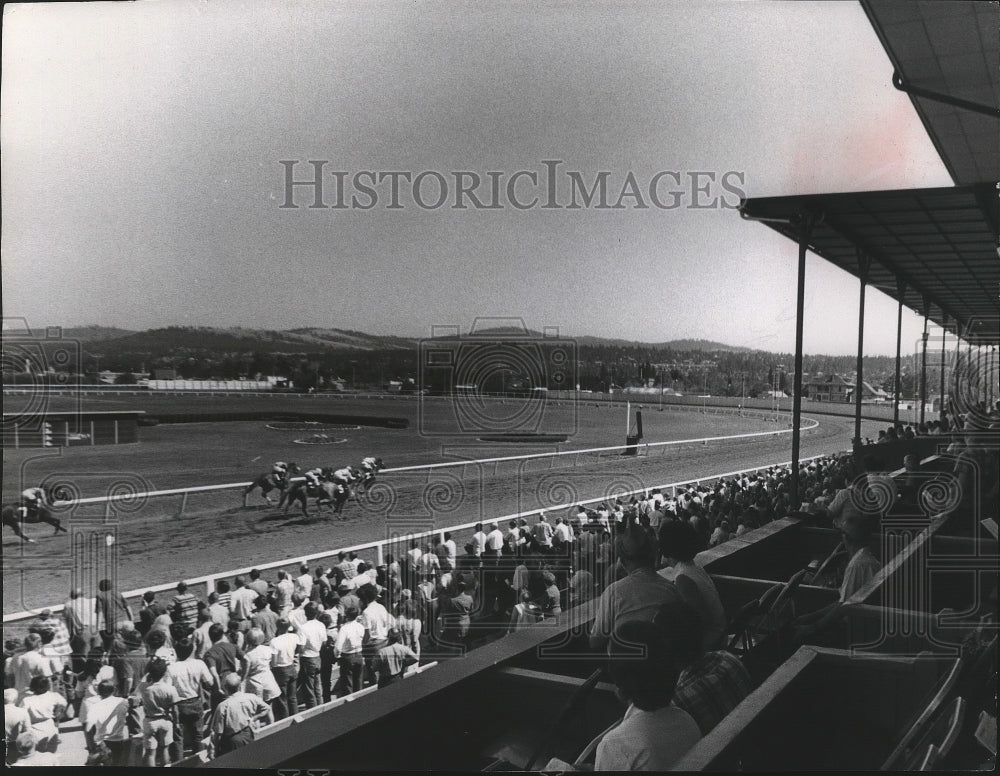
[595,620,701,770]
[394,590,423,660]
[273,571,294,617]
[374,628,418,689]
[19,675,66,754]
[433,537,452,573]
[418,544,441,578]
[241,629,280,712]
[63,588,100,657]
[268,619,299,719]
[10,635,48,698]
[207,592,229,627]
[294,564,313,600]
[5,688,30,765]
[407,541,423,566]
[10,732,60,768]
[485,522,505,557]
[590,520,681,651]
[209,673,272,755]
[439,580,474,650]
[84,678,130,767]
[655,599,754,735]
[247,569,270,599]
[709,519,732,547]
[334,606,367,697]
[658,521,727,651]
[171,582,199,630]
[471,524,488,557]
[166,637,213,759]
[145,628,176,666]
[319,610,340,704]
[193,609,214,659]
[507,590,543,633]
[568,562,596,608]
[336,552,356,581]
[250,596,278,641]
[358,584,392,685]
[204,623,243,709]
[229,577,258,632]
[442,532,458,570]
[137,657,178,767]
[312,566,332,605]
[215,580,232,612]
[539,571,562,618]
[532,513,554,553]
[287,593,308,633]
[296,602,326,708]
[95,578,133,639]
[109,623,146,699]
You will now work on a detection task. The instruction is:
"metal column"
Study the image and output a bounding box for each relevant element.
[790,214,811,507]
[920,305,929,425]
[939,318,947,419]
[854,250,870,449]
[893,282,904,428]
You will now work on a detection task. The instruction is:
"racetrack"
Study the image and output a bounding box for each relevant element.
[2,395,871,615]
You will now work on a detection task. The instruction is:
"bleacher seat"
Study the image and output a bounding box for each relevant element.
[880,659,963,770]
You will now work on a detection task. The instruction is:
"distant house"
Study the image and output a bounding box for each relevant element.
[803,374,852,402]
[803,374,888,403]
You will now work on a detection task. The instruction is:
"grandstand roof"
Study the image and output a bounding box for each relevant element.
[861,0,999,186]
[740,183,1000,345]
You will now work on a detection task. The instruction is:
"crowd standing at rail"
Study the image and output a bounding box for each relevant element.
[4,403,997,768]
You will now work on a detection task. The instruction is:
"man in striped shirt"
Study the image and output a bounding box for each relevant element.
[171,583,200,631]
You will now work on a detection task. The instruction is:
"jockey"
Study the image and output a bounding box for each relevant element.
[21,487,47,518]
[361,456,379,472]
[329,466,356,492]
[303,467,325,491]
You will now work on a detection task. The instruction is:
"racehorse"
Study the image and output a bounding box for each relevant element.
[2,503,68,543]
[243,464,301,507]
[357,458,385,496]
[283,481,351,518]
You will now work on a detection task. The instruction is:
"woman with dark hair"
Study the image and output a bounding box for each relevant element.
[596,620,701,770]
[658,521,727,651]
[20,674,67,753]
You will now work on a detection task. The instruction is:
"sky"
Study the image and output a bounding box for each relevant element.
[1,0,958,355]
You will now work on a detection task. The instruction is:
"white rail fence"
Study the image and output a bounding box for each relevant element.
[2,448,830,625]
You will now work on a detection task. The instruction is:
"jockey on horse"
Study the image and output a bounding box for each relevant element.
[20,487,48,520]
[303,467,326,493]
[243,462,300,507]
[357,457,384,493]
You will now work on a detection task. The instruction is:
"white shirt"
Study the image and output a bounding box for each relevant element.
[472,531,487,555]
[295,573,314,599]
[297,619,327,658]
[268,633,299,668]
[407,547,423,565]
[229,586,259,621]
[554,522,572,543]
[334,620,367,656]
[595,703,701,771]
[360,602,392,642]
[167,658,213,701]
[444,540,457,565]
[486,529,505,551]
[86,695,130,743]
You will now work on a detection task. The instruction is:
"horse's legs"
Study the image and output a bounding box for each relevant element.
[243,484,254,508]
[4,518,36,543]
[44,516,68,535]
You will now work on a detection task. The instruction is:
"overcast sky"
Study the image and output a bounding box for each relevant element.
[1,0,956,355]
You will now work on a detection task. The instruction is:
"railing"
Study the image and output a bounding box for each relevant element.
[39,412,819,520]
[1,451,833,624]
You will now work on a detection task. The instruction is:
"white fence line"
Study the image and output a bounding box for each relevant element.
[38,414,818,511]
[2,452,833,624]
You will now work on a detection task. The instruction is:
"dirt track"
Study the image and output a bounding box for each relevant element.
[2,399,868,616]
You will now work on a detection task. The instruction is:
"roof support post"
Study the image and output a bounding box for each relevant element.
[853,249,871,450]
[893,279,905,428]
[939,316,948,420]
[920,300,930,425]
[790,213,812,508]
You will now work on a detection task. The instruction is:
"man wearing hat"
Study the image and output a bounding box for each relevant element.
[589,519,681,651]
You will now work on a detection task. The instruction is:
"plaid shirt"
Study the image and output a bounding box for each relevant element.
[673,650,754,735]
[32,617,73,656]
